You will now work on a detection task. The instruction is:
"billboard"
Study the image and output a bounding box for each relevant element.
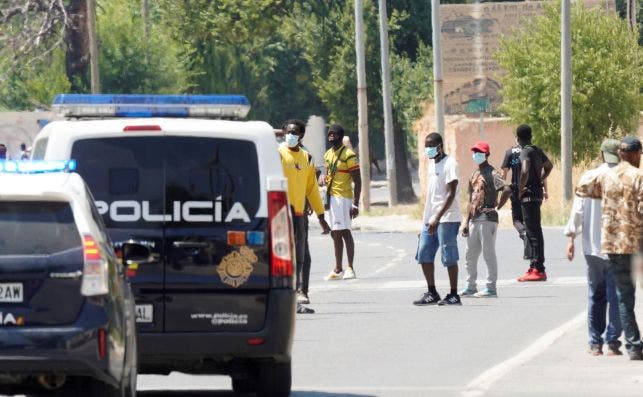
[440,0,615,115]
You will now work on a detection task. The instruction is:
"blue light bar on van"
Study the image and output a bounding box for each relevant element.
[52,94,251,118]
[0,160,77,173]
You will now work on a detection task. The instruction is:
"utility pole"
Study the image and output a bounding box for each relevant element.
[561,0,572,201]
[627,0,637,30]
[355,0,371,211]
[142,0,150,39]
[431,0,445,135]
[378,0,397,206]
[87,0,100,93]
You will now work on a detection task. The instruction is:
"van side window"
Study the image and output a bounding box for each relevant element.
[32,138,48,160]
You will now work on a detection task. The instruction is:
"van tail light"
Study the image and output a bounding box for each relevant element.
[268,191,293,279]
[123,125,162,131]
[81,235,109,296]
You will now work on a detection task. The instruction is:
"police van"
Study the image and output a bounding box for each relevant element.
[32,94,295,396]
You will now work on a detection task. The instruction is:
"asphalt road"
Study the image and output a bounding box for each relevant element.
[137,226,604,397]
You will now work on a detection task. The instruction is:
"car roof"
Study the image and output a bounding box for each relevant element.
[0,172,101,235]
[0,172,85,200]
[37,118,274,139]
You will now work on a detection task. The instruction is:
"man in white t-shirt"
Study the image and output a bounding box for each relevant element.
[413,132,463,306]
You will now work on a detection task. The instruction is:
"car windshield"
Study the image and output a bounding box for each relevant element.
[0,201,81,255]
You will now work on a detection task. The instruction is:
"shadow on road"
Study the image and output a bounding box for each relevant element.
[140,391,375,397]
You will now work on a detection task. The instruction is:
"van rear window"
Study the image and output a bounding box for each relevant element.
[0,201,81,255]
[71,136,260,229]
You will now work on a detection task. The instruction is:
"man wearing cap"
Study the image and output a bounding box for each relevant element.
[565,139,623,356]
[576,136,643,360]
[460,141,511,298]
[322,124,361,281]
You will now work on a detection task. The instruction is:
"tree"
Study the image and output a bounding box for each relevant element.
[157,0,325,124]
[98,0,187,94]
[495,2,641,162]
[292,0,418,202]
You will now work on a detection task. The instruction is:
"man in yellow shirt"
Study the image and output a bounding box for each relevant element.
[279,120,330,312]
[322,124,361,280]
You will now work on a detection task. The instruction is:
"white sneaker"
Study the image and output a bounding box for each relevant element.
[296,291,310,304]
[324,270,344,281]
[343,267,356,280]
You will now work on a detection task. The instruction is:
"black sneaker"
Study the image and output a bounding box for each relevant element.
[438,293,462,306]
[413,291,441,306]
[628,349,643,360]
[296,304,315,314]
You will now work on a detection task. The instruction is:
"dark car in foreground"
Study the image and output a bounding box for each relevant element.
[0,166,137,396]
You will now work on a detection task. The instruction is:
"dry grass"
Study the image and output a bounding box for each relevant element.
[540,160,595,226]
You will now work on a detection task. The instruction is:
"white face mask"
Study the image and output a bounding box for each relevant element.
[472,152,487,165]
[285,133,299,148]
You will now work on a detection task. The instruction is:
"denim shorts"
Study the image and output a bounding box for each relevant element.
[415,222,461,266]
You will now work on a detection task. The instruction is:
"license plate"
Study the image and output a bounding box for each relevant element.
[0,283,23,303]
[135,304,153,323]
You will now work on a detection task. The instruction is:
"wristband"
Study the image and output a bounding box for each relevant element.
[351,204,359,210]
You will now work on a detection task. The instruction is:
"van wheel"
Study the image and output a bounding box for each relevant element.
[256,361,291,397]
[231,377,256,393]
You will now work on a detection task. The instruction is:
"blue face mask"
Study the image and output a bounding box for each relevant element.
[285,133,299,148]
[425,146,439,158]
[473,152,487,165]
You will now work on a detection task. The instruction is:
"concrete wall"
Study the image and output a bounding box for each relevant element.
[415,110,643,198]
[0,112,54,158]
[415,109,516,197]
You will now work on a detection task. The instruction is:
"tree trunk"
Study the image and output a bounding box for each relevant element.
[65,0,90,92]
[393,117,417,203]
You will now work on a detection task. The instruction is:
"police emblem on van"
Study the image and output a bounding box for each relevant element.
[217,246,257,288]
[95,199,251,223]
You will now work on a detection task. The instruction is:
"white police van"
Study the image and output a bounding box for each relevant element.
[32,95,295,396]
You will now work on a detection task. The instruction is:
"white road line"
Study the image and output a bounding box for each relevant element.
[310,277,586,292]
[370,250,408,275]
[461,310,586,397]
[294,385,459,392]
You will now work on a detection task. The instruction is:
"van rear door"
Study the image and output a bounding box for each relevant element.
[72,137,165,332]
[163,136,269,332]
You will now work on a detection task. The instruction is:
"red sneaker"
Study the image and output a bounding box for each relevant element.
[517,268,534,282]
[523,268,547,282]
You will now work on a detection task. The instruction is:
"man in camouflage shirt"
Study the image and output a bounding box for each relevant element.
[575,136,643,360]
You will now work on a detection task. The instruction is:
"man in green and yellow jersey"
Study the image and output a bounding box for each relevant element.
[322,124,361,281]
[279,120,330,312]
